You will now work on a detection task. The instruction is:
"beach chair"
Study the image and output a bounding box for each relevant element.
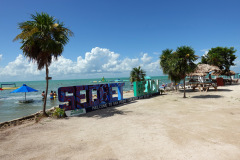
[159,83,167,91]
[165,83,175,91]
[232,79,239,84]
[174,83,180,90]
[185,81,192,89]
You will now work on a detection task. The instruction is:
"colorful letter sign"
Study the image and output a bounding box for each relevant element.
[133,80,159,97]
[58,83,125,111]
[57,80,160,117]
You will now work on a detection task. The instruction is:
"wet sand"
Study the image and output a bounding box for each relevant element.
[1,85,240,160]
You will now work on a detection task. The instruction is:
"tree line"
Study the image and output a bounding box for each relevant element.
[131,46,237,98]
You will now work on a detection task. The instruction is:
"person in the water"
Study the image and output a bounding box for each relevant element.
[50,91,54,100]
[53,91,57,99]
[42,91,45,100]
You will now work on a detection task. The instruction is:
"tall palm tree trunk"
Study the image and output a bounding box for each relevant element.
[43,64,49,116]
[229,73,232,85]
[183,77,186,98]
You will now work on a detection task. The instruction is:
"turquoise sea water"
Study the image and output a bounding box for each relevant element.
[0,76,169,122]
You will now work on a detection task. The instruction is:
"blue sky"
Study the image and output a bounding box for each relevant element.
[0,0,239,81]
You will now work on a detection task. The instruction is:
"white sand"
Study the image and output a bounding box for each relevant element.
[1,85,240,160]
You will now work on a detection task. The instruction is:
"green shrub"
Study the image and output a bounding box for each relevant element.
[53,107,65,118]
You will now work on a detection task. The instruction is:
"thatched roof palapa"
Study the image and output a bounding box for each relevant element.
[212,70,235,76]
[195,64,220,73]
[189,64,220,76]
[228,70,236,75]
[188,72,207,76]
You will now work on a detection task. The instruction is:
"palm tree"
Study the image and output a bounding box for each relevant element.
[14,12,73,116]
[130,66,146,83]
[160,46,197,97]
[176,46,197,98]
[160,49,181,91]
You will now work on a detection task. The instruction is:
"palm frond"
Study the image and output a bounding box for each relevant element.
[13,27,38,41]
[14,12,73,71]
[130,66,146,83]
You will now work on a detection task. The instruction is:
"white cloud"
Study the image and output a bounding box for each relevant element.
[200,49,209,57]
[0,54,2,61]
[141,53,152,64]
[143,60,160,72]
[231,59,240,72]
[0,47,161,81]
[49,47,159,75]
[194,49,209,64]
[76,47,120,73]
[0,54,42,77]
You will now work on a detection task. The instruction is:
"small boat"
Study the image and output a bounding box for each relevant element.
[114,79,123,82]
[109,79,123,82]
[1,83,19,90]
[92,81,104,83]
[92,77,108,83]
[101,77,107,82]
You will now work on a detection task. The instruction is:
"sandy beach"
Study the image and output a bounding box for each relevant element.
[1,84,240,160]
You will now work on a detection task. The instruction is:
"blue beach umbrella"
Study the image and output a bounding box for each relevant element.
[11,84,38,101]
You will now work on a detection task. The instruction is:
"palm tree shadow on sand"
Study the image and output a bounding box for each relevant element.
[213,88,232,92]
[191,95,223,98]
[178,88,232,93]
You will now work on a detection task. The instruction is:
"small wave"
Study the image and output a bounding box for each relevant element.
[0,94,42,101]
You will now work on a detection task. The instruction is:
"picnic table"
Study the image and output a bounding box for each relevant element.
[231,79,239,84]
[190,81,217,92]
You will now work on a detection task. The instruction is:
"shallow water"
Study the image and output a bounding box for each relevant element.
[0,76,169,122]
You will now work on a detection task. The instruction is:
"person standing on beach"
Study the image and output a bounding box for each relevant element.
[209,74,212,80]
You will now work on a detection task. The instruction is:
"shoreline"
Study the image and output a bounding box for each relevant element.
[0,107,56,130]
[0,78,137,123]
[0,90,135,130]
